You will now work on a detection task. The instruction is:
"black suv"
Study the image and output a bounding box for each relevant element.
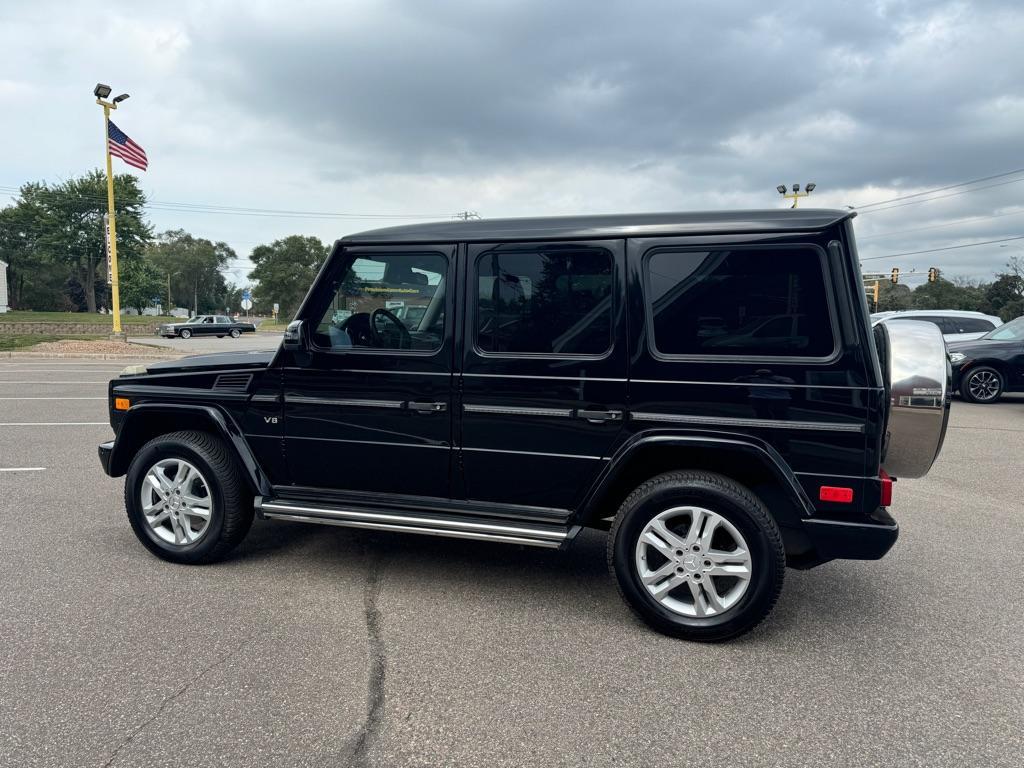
[98,210,950,641]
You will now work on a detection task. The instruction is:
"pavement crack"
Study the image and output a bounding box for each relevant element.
[346,540,387,768]
[100,633,256,768]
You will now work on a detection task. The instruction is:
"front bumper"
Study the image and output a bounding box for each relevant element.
[789,507,899,569]
[98,440,114,476]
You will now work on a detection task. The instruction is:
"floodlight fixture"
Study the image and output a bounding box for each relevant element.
[777,185,787,194]
[793,183,800,192]
[94,83,112,99]
[112,93,130,104]
[805,182,816,192]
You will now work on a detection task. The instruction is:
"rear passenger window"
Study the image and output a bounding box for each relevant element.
[476,247,613,355]
[644,246,835,358]
[958,318,995,333]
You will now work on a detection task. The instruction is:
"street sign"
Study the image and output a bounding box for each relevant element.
[242,289,252,301]
[241,298,253,310]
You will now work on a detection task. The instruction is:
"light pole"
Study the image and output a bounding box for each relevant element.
[777,182,816,208]
[94,83,130,337]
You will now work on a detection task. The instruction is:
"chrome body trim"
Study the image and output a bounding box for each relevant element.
[630,412,865,433]
[463,373,628,382]
[463,404,574,418]
[630,378,873,391]
[461,446,608,461]
[286,396,404,409]
[260,501,568,547]
[288,435,449,449]
[803,517,898,530]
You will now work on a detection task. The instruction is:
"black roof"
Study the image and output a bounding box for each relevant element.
[343,208,855,244]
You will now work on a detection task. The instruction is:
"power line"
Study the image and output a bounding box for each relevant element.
[853,167,1024,210]
[857,207,1024,240]
[860,235,1024,261]
[858,177,1024,215]
[0,183,457,221]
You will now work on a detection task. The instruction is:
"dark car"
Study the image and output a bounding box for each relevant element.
[158,315,256,339]
[98,210,950,642]
[947,316,1024,403]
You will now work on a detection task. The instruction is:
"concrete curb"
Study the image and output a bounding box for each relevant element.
[1,351,183,360]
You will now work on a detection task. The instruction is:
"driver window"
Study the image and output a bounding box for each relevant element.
[314,251,447,352]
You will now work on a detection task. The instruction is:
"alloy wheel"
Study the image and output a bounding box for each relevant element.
[968,370,1000,401]
[634,506,752,618]
[140,458,213,546]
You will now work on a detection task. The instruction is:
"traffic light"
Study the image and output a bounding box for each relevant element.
[890,267,899,284]
[928,267,938,283]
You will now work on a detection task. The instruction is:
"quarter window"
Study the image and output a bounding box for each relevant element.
[314,251,447,352]
[645,247,835,358]
[475,247,613,355]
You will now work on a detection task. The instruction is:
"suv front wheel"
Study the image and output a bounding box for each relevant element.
[961,366,1003,404]
[125,430,253,564]
[608,471,785,642]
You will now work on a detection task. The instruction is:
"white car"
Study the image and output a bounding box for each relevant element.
[871,310,1002,343]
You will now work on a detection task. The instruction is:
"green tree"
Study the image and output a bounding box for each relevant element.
[11,172,152,312]
[248,235,329,320]
[874,281,913,312]
[911,277,982,311]
[119,255,163,313]
[147,230,234,314]
[983,256,1024,321]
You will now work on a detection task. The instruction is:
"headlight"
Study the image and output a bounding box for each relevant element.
[948,352,966,364]
[120,364,148,376]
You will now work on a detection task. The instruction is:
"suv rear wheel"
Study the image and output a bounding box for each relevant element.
[961,366,1003,404]
[125,430,253,564]
[608,471,785,642]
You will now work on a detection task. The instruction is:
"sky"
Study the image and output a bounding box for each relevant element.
[1,0,1022,288]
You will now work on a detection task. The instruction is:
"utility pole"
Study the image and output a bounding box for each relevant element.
[453,211,481,220]
[94,83,130,338]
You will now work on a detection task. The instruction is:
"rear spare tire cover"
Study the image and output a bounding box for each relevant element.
[878,319,951,478]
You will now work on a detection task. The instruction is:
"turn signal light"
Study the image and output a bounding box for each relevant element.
[114,398,130,411]
[819,486,854,503]
[879,469,893,507]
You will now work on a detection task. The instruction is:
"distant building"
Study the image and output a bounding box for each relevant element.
[0,260,8,313]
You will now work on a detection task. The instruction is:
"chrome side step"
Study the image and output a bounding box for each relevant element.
[256,498,575,549]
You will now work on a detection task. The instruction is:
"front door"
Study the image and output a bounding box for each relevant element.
[458,240,627,510]
[281,244,456,498]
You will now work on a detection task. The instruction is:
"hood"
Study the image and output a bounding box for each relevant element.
[146,349,276,374]
[945,338,1012,356]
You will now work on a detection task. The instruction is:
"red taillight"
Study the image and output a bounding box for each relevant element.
[879,469,893,507]
[819,486,854,503]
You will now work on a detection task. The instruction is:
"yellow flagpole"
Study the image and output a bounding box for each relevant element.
[102,103,123,335]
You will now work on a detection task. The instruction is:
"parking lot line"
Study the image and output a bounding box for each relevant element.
[0,422,108,426]
[0,397,107,400]
[0,381,109,385]
[0,467,46,472]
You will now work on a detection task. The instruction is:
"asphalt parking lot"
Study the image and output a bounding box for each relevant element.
[1,357,1021,768]
[130,332,282,355]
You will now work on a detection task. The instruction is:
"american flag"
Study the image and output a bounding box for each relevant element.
[107,120,148,171]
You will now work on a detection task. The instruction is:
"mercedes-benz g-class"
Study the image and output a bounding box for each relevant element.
[98,210,950,641]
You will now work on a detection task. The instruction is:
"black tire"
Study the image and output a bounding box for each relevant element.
[230,329,241,338]
[180,328,192,339]
[960,366,1003,404]
[217,335,225,338]
[608,471,785,642]
[124,430,253,564]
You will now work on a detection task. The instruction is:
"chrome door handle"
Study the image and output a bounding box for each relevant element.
[406,401,447,413]
[575,409,623,423]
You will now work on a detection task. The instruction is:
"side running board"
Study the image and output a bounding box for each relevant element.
[256,497,577,549]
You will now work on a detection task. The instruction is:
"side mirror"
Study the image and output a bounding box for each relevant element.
[283,320,307,351]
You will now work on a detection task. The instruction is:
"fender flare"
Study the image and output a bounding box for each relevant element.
[579,430,814,524]
[108,403,271,496]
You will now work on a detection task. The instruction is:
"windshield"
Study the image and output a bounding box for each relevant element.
[982,316,1024,341]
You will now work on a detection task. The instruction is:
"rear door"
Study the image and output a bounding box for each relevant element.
[458,240,627,511]
[281,245,456,498]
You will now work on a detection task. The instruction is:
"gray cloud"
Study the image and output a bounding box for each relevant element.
[1,0,1022,280]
